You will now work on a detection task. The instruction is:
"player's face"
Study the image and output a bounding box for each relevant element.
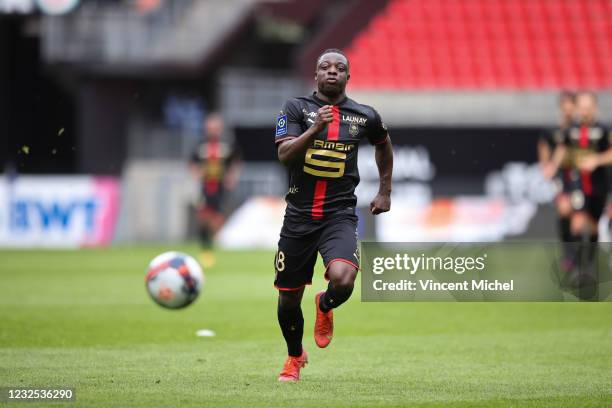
[315,53,349,97]
[205,116,224,139]
[576,94,597,124]
[559,97,575,121]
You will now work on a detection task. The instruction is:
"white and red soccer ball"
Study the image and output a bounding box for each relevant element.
[145,251,204,309]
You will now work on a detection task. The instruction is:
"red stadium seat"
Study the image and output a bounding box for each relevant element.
[344,0,612,90]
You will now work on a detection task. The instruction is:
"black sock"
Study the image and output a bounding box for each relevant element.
[277,301,303,357]
[569,233,582,264]
[199,226,212,249]
[586,234,598,267]
[559,217,571,242]
[319,281,353,313]
[559,218,573,260]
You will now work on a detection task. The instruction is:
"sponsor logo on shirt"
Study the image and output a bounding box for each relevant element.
[342,115,367,126]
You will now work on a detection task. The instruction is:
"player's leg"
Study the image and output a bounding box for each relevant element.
[274,236,317,381]
[568,202,601,297]
[605,200,612,266]
[198,194,225,268]
[555,193,573,270]
[314,215,359,348]
[278,288,305,357]
[320,260,358,312]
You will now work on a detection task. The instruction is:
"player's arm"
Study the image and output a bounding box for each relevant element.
[537,138,554,178]
[544,143,567,178]
[543,128,570,179]
[224,147,243,190]
[366,107,393,214]
[188,150,202,178]
[537,132,552,168]
[277,106,333,165]
[370,138,393,214]
[593,147,612,165]
[578,149,612,171]
[578,127,612,171]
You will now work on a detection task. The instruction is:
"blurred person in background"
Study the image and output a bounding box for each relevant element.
[540,91,576,269]
[190,113,242,268]
[134,0,162,13]
[547,91,612,290]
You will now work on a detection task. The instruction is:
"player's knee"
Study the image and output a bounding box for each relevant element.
[556,195,572,217]
[278,289,303,309]
[571,212,594,235]
[570,215,584,235]
[328,262,357,291]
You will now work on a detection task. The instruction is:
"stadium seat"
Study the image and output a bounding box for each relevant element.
[345,0,612,90]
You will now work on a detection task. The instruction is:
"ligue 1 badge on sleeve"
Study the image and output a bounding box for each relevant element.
[276,114,288,137]
[349,123,359,137]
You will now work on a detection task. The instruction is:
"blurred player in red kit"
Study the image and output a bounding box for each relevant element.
[547,92,612,294]
[540,91,576,269]
[190,113,241,267]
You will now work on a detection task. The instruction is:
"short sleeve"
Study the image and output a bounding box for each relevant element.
[538,129,550,143]
[552,129,565,145]
[275,99,303,145]
[228,142,242,163]
[599,126,610,151]
[190,144,202,164]
[560,128,570,146]
[366,107,388,145]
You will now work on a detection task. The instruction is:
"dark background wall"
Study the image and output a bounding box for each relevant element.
[0,16,76,174]
[235,126,540,173]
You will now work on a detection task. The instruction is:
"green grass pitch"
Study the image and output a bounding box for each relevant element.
[1,246,611,407]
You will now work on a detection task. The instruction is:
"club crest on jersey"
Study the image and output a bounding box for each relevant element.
[276,114,288,136]
[349,123,359,137]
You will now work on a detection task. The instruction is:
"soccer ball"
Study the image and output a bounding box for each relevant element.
[145,251,204,309]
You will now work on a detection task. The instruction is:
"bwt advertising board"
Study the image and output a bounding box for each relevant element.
[0,176,120,248]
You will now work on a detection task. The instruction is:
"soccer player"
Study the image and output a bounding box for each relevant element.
[547,91,612,289]
[273,49,393,381]
[540,91,576,267]
[190,113,241,268]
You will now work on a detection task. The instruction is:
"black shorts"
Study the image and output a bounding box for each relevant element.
[274,212,360,291]
[201,191,224,212]
[560,170,607,219]
[569,190,606,220]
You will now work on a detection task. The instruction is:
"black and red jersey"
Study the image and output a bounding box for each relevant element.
[561,122,611,195]
[275,92,388,226]
[191,139,240,198]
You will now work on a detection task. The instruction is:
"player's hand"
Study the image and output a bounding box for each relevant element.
[577,154,600,172]
[541,162,556,179]
[370,193,391,215]
[312,105,334,133]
